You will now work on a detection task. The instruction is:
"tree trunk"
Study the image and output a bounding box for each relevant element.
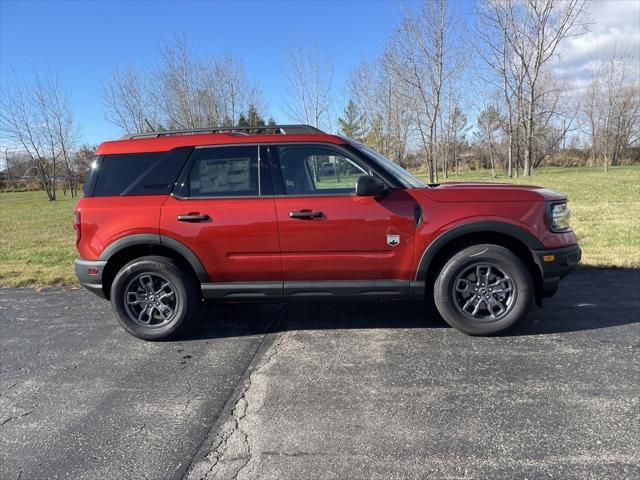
[523,93,534,177]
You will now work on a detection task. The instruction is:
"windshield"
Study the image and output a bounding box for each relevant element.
[350,142,427,189]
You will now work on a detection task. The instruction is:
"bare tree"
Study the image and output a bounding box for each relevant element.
[439,80,468,178]
[476,2,524,177]
[216,54,261,126]
[477,0,587,176]
[102,65,153,133]
[282,41,333,129]
[347,57,415,167]
[34,75,81,196]
[153,36,210,129]
[476,106,502,176]
[583,44,640,172]
[385,0,461,182]
[1,73,55,200]
[103,36,265,132]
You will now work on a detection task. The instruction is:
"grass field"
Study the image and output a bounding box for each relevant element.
[0,165,638,287]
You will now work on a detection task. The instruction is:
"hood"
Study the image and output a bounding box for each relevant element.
[416,182,567,203]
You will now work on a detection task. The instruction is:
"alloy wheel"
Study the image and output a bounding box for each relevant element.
[452,263,517,322]
[123,273,178,328]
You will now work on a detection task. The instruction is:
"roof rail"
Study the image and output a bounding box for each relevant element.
[119,124,325,140]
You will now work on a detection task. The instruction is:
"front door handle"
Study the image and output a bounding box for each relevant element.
[177,213,210,222]
[289,210,323,219]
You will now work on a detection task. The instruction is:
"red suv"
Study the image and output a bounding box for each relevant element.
[74,125,581,340]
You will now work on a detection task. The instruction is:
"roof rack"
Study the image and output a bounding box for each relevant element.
[119,124,325,140]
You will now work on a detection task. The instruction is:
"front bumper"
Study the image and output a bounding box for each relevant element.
[74,258,107,299]
[533,244,582,298]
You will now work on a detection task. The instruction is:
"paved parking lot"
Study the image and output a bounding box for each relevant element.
[1,268,639,479]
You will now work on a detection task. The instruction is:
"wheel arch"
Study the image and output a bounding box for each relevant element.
[99,234,208,299]
[417,221,544,303]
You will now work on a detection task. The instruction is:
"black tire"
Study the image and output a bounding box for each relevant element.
[434,244,533,335]
[110,255,199,341]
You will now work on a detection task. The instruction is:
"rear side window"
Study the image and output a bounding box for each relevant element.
[90,148,191,197]
[186,146,259,197]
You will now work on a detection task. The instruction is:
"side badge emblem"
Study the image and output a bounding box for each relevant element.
[387,235,400,247]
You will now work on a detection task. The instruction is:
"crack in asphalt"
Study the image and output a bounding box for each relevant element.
[0,404,38,427]
[190,333,286,480]
[0,382,17,397]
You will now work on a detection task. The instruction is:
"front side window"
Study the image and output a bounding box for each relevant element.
[187,146,259,197]
[275,144,369,196]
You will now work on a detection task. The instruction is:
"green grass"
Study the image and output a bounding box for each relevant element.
[0,191,78,286]
[0,166,638,287]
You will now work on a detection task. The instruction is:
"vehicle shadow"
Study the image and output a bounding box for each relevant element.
[185,300,443,341]
[183,268,640,341]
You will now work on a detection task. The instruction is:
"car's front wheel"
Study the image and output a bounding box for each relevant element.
[110,256,198,340]
[434,244,533,335]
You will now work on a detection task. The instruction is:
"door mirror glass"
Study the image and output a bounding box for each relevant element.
[356,175,386,197]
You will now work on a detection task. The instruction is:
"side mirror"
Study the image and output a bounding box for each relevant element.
[356,175,387,197]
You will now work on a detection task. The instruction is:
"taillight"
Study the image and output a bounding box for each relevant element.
[73,211,81,245]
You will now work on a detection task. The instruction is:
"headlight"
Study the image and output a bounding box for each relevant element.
[549,202,572,232]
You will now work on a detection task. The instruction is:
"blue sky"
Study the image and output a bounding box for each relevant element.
[0,0,438,145]
[2,0,637,147]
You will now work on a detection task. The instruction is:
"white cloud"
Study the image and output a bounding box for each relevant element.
[555,0,640,83]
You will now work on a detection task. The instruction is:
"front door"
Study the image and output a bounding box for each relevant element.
[268,143,415,292]
[160,145,282,292]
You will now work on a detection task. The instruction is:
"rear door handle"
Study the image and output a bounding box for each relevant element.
[289,210,323,219]
[177,213,210,222]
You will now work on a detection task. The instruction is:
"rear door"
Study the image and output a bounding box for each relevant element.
[268,143,416,291]
[160,145,282,296]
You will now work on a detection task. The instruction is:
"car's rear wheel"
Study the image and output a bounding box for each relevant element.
[434,244,533,335]
[110,256,198,340]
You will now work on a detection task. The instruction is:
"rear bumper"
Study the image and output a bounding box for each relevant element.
[74,258,107,299]
[533,244,582,298]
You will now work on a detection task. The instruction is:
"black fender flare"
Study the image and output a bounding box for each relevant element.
[99,234,209,283]
[415,221,544,282]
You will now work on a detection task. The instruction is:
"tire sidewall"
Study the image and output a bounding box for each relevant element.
[434,245,533,335]
[110,257,195,341]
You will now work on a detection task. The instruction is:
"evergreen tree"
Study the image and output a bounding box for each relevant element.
[364,114,384,152]
[237,113,249,127]
[338,99,365,141]
[246,103,266,127]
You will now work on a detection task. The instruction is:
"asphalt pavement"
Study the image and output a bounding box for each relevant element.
[1,268,639,480]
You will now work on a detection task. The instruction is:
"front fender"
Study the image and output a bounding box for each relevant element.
[414,219,544,282]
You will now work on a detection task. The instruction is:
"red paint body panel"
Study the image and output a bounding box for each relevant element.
[418,183,567,203]
[274,189,416,280]
[96,134,347,155]
[76,134,579,289]
[75,196,165,260]
[409,187,577,254]
[159,196,281,282]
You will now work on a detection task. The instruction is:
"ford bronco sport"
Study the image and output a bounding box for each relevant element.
[74,125,581,340]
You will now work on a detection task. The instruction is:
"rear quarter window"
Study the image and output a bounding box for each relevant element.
[83,156,102,196]
[89,148,191,197]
